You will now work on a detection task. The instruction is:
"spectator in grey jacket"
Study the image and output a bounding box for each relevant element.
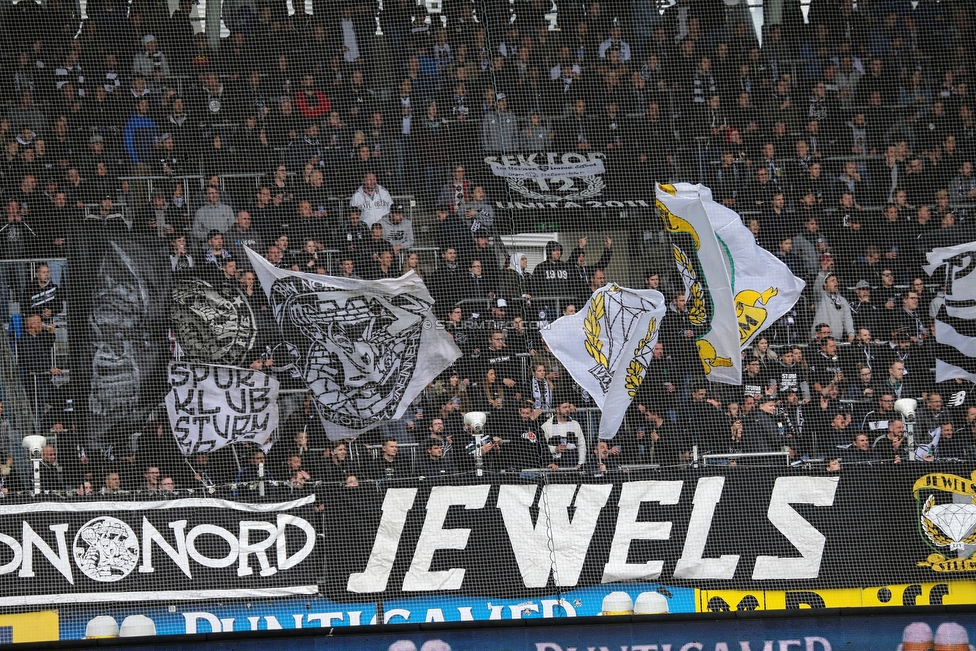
[482,93,519,152]
[192,186,235,251]
[379,204,415,255]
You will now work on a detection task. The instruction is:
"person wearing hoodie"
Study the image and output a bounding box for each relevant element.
[530,241,571,320]
[567,235,612,306]
[501,252,532,302]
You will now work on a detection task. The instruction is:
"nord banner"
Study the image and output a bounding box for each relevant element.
[4,466,976,606]
[0,495,320,606]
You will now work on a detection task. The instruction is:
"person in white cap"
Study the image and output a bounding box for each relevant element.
[935,622,973,651]
[897,622,933,651]
[132,34,170,82]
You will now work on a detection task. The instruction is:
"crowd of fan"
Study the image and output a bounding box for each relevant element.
[2,0,976,497]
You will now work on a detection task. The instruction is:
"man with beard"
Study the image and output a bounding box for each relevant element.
[541,400,586,470]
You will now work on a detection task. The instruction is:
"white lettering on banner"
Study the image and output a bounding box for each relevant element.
[20,523,73,584]
[276,514,316,571]
[603,481,683,583]
[238,521,279,577]
[347,488,418,593]
[137,515,315,579]
[498,484,613,588]
[186,524,239,568]
[533,641,830,651]
[673,477,740,580]
[0,533,23,575]
[752,477,839,580]
[402,485,491,591]
[139,519,190,577]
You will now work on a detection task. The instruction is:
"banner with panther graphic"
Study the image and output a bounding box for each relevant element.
[663,183,806,349]
[655,184,741,385]
[544,284,666,439]
[244,248,462,440]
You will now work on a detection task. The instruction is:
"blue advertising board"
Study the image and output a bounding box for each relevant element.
[58,584,696,640]
[46,611,976,651]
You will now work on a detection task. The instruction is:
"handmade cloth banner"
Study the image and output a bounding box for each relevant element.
[924,240,976,383]
[171,278,258,366]
[244,247,462,439]
[545,284,666,439]
[164,362,280,455]
[655,184,741,384]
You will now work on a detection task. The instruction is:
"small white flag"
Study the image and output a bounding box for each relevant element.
[165,362,280,455]
[545,284,666,439]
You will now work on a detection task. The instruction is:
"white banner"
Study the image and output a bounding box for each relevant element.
[923,241,976,320]
[924,241,976,383]
[656,184,742,385]
[244,247,462,440]
[165,362,280,455]
[545,284,666,439]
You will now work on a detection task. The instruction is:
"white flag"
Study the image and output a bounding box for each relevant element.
[545,284,666,439]
[655,184,741,384]
[688,185,807,347]
[244,247,462,440]
[659,182,806,349]
[924,240,976,382]
[165,362,280,455]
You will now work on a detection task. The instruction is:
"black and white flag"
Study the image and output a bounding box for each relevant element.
[924,240,976,382]
[244,247,462,440]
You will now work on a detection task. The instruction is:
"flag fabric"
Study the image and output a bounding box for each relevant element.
[924,240,976,383]
[165,362,280,455]
[244,247,463,440]
[706,199,806,347]
[545,284,666,439]
[655,184,742,384]
[667,183,807,348]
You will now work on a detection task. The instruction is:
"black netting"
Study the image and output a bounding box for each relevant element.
[0,0,974,642]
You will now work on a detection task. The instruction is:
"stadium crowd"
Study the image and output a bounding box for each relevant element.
[1,0,976,497]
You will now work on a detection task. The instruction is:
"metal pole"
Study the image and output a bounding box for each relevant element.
[32,458,40,496]
[206,0,222,51]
